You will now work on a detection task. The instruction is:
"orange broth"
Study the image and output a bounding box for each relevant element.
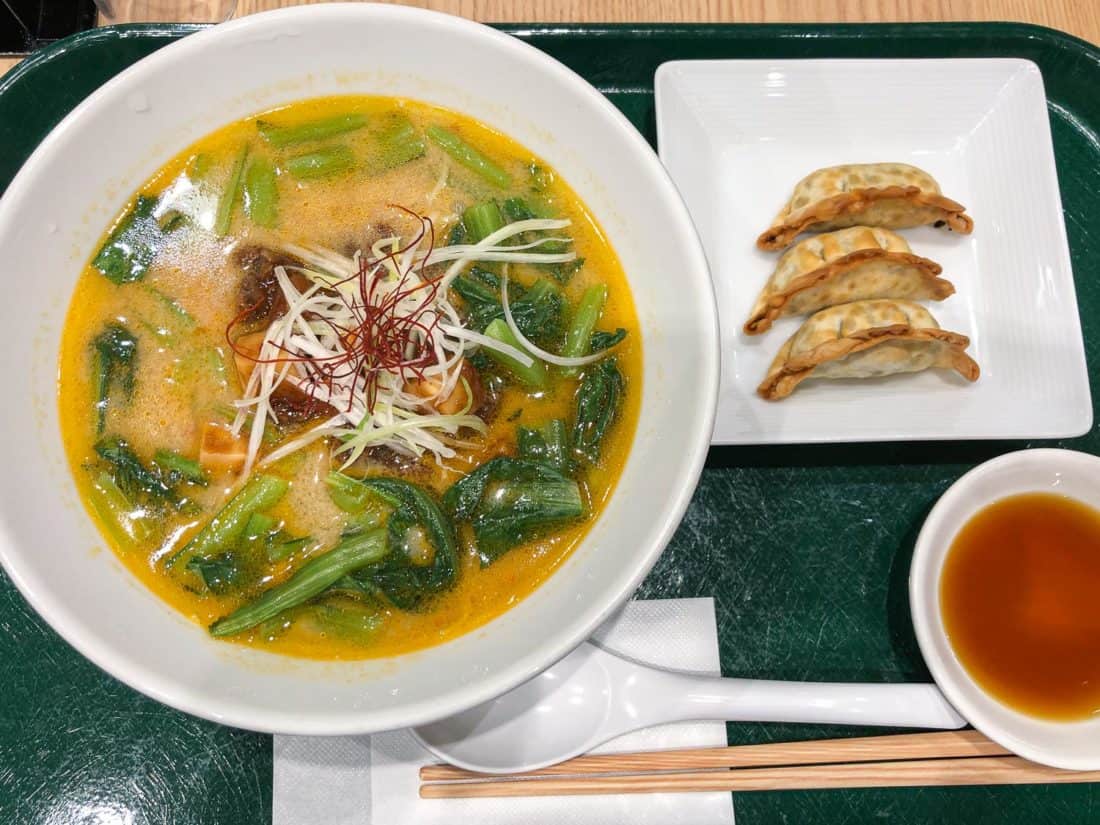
[58,95,641,660]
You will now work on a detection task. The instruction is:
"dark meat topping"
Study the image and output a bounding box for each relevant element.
[234,245,306,328]
[339,222,398,260]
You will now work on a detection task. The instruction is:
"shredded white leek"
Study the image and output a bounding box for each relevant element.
[500,269,616,368]
[233,212,575,471]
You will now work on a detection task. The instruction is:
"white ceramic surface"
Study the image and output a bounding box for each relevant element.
[414,641,964,773]
[655,58,1090,444]
[911,449,1100,771]
[0,4,718,734]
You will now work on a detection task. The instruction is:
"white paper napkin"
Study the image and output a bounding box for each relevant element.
[273,597,735,825]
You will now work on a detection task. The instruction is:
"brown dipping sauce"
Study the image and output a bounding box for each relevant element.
[940,492,1100,721]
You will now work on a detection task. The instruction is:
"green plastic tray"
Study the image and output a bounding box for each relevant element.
[1,22,1098,825]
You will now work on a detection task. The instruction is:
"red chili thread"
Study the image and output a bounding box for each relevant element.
[226,208,444,415]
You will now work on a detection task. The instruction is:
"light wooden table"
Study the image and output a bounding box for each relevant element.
[2,0,1098,77]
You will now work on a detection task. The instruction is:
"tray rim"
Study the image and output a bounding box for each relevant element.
[3,19,1100,99]
[1,18,1099,822]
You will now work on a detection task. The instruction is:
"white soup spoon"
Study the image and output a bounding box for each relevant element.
[414,641,965,774]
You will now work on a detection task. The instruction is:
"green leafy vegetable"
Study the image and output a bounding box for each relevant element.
[142,284,195,328]
[463,201,505,243]
[510,279,564,345]
[544,257,584,284]
[572,358,623,464]
[468,266,502,289]
[235,512,311,565]
[370,114,426,171]
[94,437,176,505]
[326,471,372,512]
[482,319,548,389]
[443,457,564,521]
[517,419,571,473]
[186,554,242,594]
[499,196,576,275]
[244,155,278,228]
[154,449,208,487]
[349,477,459,611]
[451,270,563,346]
[500,196,538,222]
[242,512,278,545]
[185,510,310,596]
[472,480,583,564]
[257,113,367,148]
[91,323,137,434]
[467,350,492,373]
[447,219,467,246]
[590,328,627,351]
[528,162,554,191]
[86,467,151,546]
[92,195,176,284]
[443,457,583,564]
[268,536,310,564]
[561,284,607,376]
[325,574,374,599]
[286,145,355,180]
[325,471,393,520]
[301,600,383,643]
[426,125,511,188]
[214,144,249,236]
[89,439,212,539]
[168,473,289,570]
[450,268,504,331]
[209,528,389,637]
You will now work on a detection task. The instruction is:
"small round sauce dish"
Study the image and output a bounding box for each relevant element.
[911,448,1100,770]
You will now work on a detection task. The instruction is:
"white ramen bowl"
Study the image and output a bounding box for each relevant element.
[0,4,718,734]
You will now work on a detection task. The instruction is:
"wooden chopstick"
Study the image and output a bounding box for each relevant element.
[419,731,1100,799]
[419,729,1009,782]
[420,755,1100,799]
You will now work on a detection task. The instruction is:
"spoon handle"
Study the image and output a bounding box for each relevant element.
[662,674,966,729]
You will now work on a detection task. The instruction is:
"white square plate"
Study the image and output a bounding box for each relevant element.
[655,58,1091,444]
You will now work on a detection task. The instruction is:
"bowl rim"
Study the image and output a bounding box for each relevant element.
[909,447,1100,770]
[0,2,720,734]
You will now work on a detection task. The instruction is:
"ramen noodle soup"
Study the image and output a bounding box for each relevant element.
[58,95,641,660]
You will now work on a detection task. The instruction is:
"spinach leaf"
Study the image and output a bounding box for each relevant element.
[447,219,467,246]
[443,457,583,565]
[450,269,564,347]
[93,195,177,284]
[92,323,138,434]
[94,437,177,506]
[450,268,504,332]
[154,449,208,487]
[347,477,459,611]
[168,474,289,571]
[379,114,426,168]
[572,358,624,464]
[186,508,306,596]
[443,457,565,519]
[301,600,383,644]
[544,257,584,285]
[590,327,627,351]
[512,280,564,345]
[500,197,538,222]
[186,554,242,594]
[497,197,580,281]
[517,419,571,473]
